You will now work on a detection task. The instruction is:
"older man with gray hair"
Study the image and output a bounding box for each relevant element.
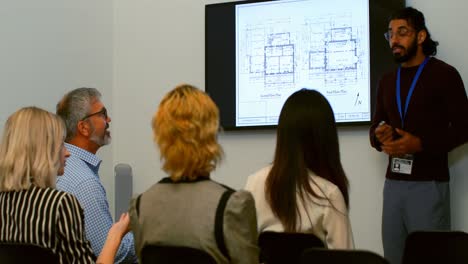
[56,88,137,263]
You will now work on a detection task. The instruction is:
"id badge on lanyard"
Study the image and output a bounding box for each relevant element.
[391,154,414,174]
[391,57,430,175]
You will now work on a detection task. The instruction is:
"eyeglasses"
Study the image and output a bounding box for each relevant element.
[81,107,108,121]
[384,27,415,41]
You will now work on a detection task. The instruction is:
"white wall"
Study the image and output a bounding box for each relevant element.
[114,0,468,255]
[0,0,115,213]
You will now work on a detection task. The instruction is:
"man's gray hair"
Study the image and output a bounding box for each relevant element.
[56,88,102,141]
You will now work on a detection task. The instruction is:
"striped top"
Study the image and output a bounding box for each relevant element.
[0,185,96,263]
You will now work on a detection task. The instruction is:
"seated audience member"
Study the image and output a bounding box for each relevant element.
[245,89,354,249]
[55,88,137,263]
[129,84,259,263]
[0,107,130,264]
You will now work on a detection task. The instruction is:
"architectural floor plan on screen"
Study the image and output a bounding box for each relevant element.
[236,0,370,126]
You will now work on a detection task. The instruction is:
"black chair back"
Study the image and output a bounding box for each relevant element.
[301,248,389,264]
[141,245,217,264]
[258,231,325,264]
[0,242,59,264]
[402,231,468,264]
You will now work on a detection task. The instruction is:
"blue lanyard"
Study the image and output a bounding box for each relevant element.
[396,57,430,127]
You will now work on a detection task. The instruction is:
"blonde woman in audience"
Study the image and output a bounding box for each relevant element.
[245,89,354,249]
[129,84,259,263]
[0,106,130,264]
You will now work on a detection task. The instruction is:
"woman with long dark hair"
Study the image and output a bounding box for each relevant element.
[245,89,354,249]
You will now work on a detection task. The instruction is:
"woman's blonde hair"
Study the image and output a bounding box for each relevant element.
[0,107,66,191]
[152,84,223,181]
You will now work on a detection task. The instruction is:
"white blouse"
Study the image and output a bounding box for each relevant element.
[245,165,354,249]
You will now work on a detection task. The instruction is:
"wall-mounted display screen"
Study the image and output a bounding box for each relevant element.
[206,0,405,130]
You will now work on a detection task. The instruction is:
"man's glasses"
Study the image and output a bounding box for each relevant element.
[384,27,415,41]
[81,107,108,121]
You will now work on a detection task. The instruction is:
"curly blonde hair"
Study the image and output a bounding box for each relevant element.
[152,84,223,181]
[0,107,66,191]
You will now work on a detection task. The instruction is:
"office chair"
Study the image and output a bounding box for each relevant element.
[140,245,217,264]
[0,242,59,264]
[258,231,325,264]
[402,231,468,264]
[301,248,389,264]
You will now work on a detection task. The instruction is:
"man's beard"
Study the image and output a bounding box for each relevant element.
[90,132,111,146]
[90,123,111,147]
[392,37,418,63]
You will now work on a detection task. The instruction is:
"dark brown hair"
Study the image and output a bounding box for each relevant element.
[389,7,438,56]
[265,89,349,232]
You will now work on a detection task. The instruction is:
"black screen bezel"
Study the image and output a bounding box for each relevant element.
[206,0,405,130]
